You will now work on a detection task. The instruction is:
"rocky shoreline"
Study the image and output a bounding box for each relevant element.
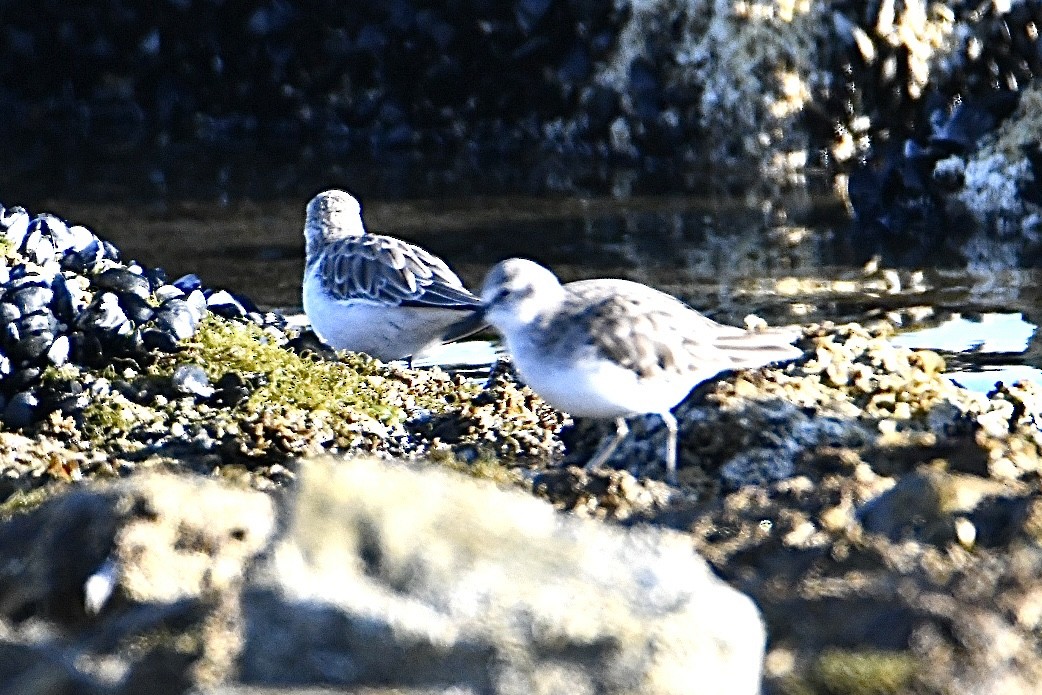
[4,1,1042,210]
[0,203,1040,693]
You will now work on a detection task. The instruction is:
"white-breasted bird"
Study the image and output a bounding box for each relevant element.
[302,189,485,362]
[480,258,802,484]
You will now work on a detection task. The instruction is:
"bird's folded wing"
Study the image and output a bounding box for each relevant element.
[711,327,803,368]
[581,295,800,378]
[320,236,481,308]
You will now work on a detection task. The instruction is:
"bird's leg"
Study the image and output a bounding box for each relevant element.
[584,418,629,473]
[660,411,679,485]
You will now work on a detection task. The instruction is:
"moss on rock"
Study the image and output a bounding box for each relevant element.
[30,315,566,495]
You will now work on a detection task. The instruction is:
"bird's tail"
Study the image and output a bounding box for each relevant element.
[714,325,803,368]
[440,308,489,343]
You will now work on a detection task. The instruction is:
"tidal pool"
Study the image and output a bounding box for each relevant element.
[33,193,1042,393]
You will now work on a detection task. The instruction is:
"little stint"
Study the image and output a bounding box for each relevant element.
[480,258,802,484]
[302,190,485,362]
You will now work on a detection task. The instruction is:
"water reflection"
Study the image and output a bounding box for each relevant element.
[892,313,1036,354]
[891,312,1042,394]
[946,366,1042,394]
[27,194,1042,391]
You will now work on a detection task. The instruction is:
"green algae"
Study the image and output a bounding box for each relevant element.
[42,315,524,468]
[153,316,410,424]
[811,649,919,695]
[429,447,524,487]
[775,649,920,695]
[0,483,63,519]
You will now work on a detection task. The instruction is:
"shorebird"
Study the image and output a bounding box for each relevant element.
[302,190,485,362]
[480,258,802,484]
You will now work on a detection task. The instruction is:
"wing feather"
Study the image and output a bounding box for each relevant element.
[317,235,480,308]
[556,281,798,380]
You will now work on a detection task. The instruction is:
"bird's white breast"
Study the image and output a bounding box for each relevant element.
[507,334,708,418]
[303,267,465,361]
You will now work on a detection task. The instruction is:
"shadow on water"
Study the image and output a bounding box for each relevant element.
[24,192,1042,393]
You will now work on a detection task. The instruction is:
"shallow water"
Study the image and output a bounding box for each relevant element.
[29,193,1042,394]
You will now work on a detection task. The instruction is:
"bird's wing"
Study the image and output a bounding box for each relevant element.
[563,280,799,379]
[711,326,803,368]
[318,235,481,308]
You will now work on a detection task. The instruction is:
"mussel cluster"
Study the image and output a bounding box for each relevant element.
[0,203,279,428]
[843,91,1023,265]
[825,0,1042,264]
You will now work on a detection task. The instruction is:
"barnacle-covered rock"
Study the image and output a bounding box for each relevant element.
[25,314,567,495]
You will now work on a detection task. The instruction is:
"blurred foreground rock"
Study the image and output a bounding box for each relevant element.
[0,459,765,695]
[0,473,275,694]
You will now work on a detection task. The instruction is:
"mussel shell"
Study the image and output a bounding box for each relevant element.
[18,311,59,335]
[6,367,42,391]
[153,284,185,303]
[60,239,107,273]
[77,292,132,334]
[7,272,51,291]
[142,328,181,353]
[94,268,152,300]
[21,226,58,264]
[0,207,30,247]
[172,273,202,292]
[12,331,55,362]
[69,330,104,366]
[50,273,84,322]
[206,289,246,319]
[10,285,54,314]
[185,289,207,318]
[66,224,98,253]
[4,390,38,429]
[118,292,156,324]
[0,302,20,324]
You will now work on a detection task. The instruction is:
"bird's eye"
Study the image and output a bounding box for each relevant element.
[486,287,509,306]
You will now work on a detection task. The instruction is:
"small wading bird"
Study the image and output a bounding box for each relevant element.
[302,190,485,362]
[480,258,802,485]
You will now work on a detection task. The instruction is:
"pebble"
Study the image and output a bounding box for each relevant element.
[172,364,216,398]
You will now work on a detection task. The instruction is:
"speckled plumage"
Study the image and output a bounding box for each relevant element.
[302,190,484,362]
[480,258,802,484]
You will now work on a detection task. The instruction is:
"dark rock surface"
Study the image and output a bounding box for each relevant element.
[2,0,1042,202]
